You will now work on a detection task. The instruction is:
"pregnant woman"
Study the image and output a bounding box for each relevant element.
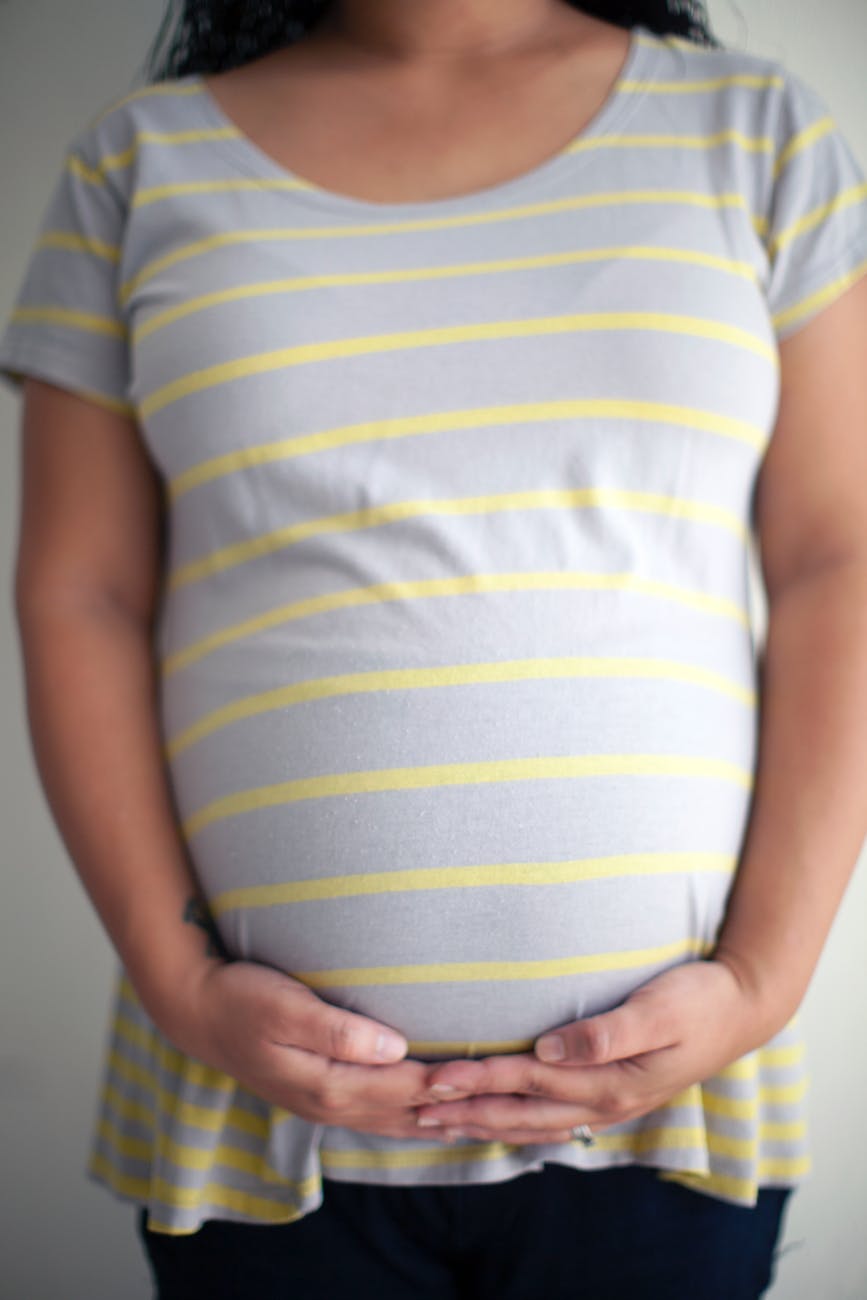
[3,0,867,1295]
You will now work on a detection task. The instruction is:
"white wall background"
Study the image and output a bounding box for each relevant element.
[0,1,864,1295]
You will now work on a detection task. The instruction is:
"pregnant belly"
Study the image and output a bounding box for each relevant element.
[164,666,753,1059]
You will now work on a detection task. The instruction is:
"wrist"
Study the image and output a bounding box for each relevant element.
[709,942,801,1042]
[134,953,231,1054]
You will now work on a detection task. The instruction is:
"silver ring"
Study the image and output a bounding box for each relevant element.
[570,1123,595,1147]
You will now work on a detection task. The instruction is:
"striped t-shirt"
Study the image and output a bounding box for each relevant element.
[3,23,867,1237]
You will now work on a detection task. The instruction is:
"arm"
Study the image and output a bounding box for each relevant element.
[13,377,453,1133]
[415,273,867,1138]
[713,268,867,1026]
[13,378,228,1031]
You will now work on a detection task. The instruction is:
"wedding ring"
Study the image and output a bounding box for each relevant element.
[570,1123,595,1147]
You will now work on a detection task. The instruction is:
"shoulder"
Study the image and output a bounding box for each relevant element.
[639,30,810,127]
[63,77,207,204]
[638,30,846,178]
[642,29,781,82]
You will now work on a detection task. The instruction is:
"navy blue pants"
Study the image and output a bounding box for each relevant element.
[136,1164,792,1299]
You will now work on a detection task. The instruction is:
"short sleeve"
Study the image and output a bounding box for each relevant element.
[763,67,867,341]
[0,122,132,414]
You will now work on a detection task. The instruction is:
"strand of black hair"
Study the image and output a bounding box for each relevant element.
[144,0,722,83]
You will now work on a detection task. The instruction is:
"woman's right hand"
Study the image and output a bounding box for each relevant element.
[164,958,460,1139]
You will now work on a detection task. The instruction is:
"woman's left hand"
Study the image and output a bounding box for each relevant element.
[415,957,785,1144]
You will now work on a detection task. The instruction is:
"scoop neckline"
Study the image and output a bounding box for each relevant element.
[194,23,654,218]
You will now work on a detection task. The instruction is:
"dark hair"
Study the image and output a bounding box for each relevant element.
[145,0,722,82]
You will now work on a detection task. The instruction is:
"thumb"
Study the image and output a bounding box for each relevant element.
[534,993,671,1066]
[267,969,410,1065]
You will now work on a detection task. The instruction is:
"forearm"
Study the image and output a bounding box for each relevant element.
[16,595,228,1034]
[713,557,867,1031]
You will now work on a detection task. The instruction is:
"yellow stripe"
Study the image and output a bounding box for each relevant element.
[99,1080,157,1130]
[407,1038,538,1056]
[207,849,738,918]
[141,311,776,419]
[566,129,774,156]
[768,182,867,258]
[74,128,243,182]
[290,937,712,989]
[761,1121,807,1143]
[88,1153,317,1227]
[162,571,749,678]
[67,155,107,187]
[169,398,766,502]
[134,178,307,207]
[760,1042,806,1069]
[119,191,753,304]
[708,1040,806,1085]
[95,1116,152,1164]
[772,252,867,334]
[761,1079,810,1105]
[772,115,835,180]
[89,79,204,129]
[88,1152,151,1201]
[11,306,126,339]
[660,35,709,53]
[759,1155,812,1179]
[620,73,784,93]
[661,1158,811,1203]
[606,1124,803,1160]
[700,1078,808,1120]
[136,245,758,344]
[169,487,748,592]
[182,755,752,841]
[167,657,755,759]
[35,231,120,262]
[139,127,241,146]
[319,1140,517,1172]
[315,1132,594,1173]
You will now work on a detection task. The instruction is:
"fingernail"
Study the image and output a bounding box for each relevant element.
[417,1116,443,1128]
[536,1035,566,1062]
[375,1033,406,1061]
[430,1083,459,1096]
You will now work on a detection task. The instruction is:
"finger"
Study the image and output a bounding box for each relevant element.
[534,993,678,1066]
[427,1053,602,1102]
[415,1094,597,1132]
[424,1053,539,1098]
[318,1056,444,1108]
[271,984,409,1065]
[442,1126,580,1146]
[260,1038,435,1111]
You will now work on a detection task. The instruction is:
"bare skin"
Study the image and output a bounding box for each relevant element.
[15,0,867,1149]
[202,1,633,204]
